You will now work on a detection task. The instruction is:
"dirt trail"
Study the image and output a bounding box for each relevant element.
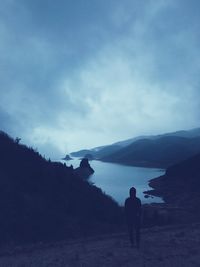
[0,223,200,267]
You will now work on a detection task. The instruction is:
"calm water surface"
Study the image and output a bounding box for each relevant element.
[61,158,165,206]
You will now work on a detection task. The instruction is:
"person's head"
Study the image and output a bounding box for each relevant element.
[129,187,136,198]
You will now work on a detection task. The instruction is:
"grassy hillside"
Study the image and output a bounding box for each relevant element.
[0,131,122,245]
[146,153,200,209]
[0,223,200,266]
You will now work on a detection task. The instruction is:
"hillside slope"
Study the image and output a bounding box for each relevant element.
[0,223,200,266]
[146,153,200,207]
[101,136,200,168]
[0,131,122,245]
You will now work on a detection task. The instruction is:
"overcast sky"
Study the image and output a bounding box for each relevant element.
[0,0,200,158]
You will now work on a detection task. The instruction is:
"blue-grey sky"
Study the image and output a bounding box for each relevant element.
[0,0,200,158]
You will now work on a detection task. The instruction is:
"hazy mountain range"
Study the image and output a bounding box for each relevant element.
[70,128,200,168]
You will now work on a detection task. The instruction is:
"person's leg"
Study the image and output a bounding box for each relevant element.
[135,220,141,248]
[127,222,134,246]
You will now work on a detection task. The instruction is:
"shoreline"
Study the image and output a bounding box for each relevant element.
[98,158,168,169]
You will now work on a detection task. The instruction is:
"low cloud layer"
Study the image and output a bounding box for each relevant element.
[0,0,200,158]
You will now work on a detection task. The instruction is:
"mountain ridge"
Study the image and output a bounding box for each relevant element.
[70,127,200,168]
[101,136,200,168]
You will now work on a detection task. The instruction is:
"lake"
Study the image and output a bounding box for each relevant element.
[61,158,165,206]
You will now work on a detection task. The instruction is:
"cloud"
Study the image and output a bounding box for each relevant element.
[58,46,199,149]
[0,0,200,157]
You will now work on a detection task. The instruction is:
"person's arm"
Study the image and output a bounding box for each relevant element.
[124,199,128,213]
[124,198,129,220]
[138,199,142,217]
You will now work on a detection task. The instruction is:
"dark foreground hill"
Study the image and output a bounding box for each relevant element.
[101,136,200,168]
[145,153,200,211]
[0,223,200,267]
[0,131,122,245]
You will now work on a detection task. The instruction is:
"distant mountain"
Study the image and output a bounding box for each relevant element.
[0,131,122,245]
[70,149,93,158]
[145,153,200,208]
[70,145,121,159]
[101,127,200,149]
[101,136,200,168]
[70,128,200,161]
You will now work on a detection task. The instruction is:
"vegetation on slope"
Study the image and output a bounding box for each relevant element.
[146,153,200,210]
[0,131,122,245]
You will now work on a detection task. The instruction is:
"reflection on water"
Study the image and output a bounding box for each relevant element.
[60,158,165,206]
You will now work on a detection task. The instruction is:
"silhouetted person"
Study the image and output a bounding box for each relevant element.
[125,187,142,248]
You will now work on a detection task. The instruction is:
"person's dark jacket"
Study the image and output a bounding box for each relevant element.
[125,197,141,222]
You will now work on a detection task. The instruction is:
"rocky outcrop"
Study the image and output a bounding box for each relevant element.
[74,158,94,180]
[62,154,72,161]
